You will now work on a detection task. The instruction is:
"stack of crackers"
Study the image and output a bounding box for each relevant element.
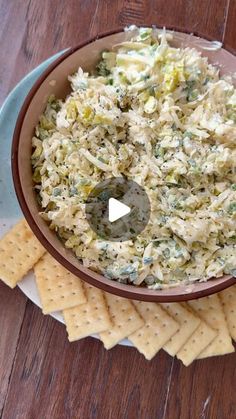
[0,219,235,366]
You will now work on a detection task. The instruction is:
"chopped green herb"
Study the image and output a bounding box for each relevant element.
[183,131,193,139]
[155,146,165,158]
[163,248,170,259]
[189,159,197,168]
[187,89,199,102]
[120,265,137,275]
[143,256,153,265]
[69,187,77,196]
[130,272,138,281]
[98,156,106,163]
[228,202,236,214]
[139,28,152,41]
[96,60,110,77]
[217,257,225,266]
[53,188,61,196]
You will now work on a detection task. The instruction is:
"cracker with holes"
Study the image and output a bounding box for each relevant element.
[63,282,112,342]
[161,302,200,356]
[34,253,86,314]
[177,321,217,366]
[220,285,236,341]
[0,219,45,288]
[99,293,144,349]
[188,295,234,358]
[128,301,179,360]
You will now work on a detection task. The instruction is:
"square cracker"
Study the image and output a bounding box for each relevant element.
[128,301,179,360]
[0,219,45,288]
[161,302,200,356]
[63,282,112,342]
[34,253,86,314]
[219,285,236,341]
[188,294,234,358]
[177,321,217,366]
[99,293,144,349]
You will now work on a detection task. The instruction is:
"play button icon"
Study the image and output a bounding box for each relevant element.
[85,177,151,242]
[108,198,131,223]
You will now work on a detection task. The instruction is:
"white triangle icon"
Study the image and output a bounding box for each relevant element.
[108,198,131,223]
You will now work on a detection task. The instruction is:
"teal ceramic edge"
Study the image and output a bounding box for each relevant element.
[0,50,66,218]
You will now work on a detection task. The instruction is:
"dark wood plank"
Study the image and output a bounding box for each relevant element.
[2,302,173,419]
[165,349,236,419]
[0,0,229,105]
[0,283,27,416]
[0,0,100,103]
[95,0,228,40]
[223,0,236,53]
[0,0,31,102]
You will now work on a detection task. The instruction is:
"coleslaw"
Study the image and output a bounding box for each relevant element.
[31,27,236,288]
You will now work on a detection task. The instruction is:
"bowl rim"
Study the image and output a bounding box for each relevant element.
[11,26,236,302]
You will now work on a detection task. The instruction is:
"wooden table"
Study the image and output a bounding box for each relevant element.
[0,1,236,418]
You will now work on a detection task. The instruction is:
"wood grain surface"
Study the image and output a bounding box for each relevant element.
[0,1,236,418]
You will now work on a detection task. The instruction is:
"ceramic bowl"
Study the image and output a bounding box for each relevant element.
[11,28,236,302]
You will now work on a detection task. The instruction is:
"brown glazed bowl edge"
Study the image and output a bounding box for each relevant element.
[11,27,236,302]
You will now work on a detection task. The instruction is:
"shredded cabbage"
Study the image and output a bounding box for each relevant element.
[31,28,236,288]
